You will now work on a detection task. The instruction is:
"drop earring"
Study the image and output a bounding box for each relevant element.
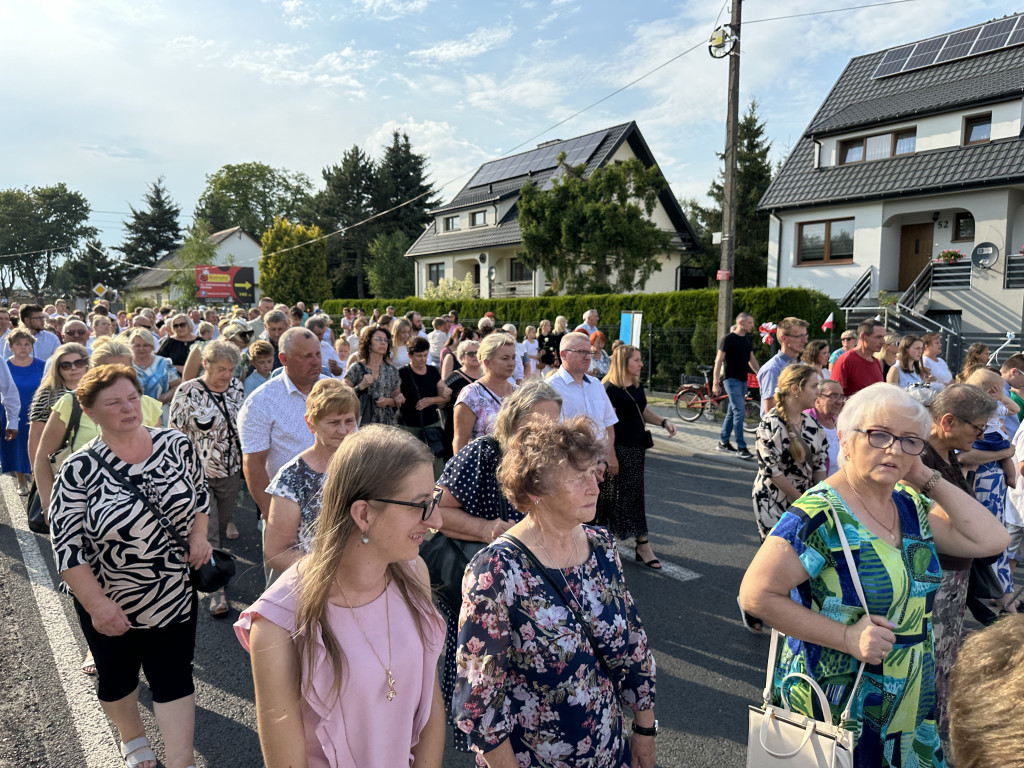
[360,531,370,545]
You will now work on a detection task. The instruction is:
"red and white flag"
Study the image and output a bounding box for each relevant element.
[821,313,834,331]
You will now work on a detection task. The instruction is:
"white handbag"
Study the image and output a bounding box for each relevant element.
[746,497,868,768]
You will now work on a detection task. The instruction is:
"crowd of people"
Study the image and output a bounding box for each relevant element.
[8,293,1023,767]
[735,311,1024,766]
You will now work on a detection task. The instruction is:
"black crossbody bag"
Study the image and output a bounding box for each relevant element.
[197,380,241,467]
[501,533,622,701]
[87,449,235,593]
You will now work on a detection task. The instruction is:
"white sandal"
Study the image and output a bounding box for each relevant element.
[120,736,156,768]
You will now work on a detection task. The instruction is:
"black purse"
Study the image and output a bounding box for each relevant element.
[420,534,487,616]
[26,480,48,534]
[87,449,235,593]
[353,362,376,426]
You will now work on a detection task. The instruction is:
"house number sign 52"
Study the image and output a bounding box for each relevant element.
[935,220,950,229]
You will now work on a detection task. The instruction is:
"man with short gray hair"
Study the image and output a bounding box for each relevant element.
[307,316,344,377]
[580,309,599,336]
[261,309,289,372]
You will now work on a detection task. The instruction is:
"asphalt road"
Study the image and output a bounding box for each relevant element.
[0,433,768,768]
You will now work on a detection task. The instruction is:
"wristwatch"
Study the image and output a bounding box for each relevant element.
[631,720,658,737]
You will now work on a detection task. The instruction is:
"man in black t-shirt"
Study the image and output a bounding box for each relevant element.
[712,312,759,459]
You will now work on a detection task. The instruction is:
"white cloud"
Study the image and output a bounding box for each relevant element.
[166,36,219,57]
[225,44,375,96]
[409,24,515,63]
[353,0,430,20]
[465,72,567,113]
[280,0,313,29]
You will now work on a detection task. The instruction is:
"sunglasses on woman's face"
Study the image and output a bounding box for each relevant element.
[173,322,188,329]
[58,358,89,371]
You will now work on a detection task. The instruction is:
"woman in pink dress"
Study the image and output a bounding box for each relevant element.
[235,425,446,768]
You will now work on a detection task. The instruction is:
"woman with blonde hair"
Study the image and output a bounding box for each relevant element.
[451,331,517,454]
[391,317,414,367]
[600,344,676,568]
[28,342,89,480]
[752,363,828,541]
[235,426,446,768]
[875,332,901,381]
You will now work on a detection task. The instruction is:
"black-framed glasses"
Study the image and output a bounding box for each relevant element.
[370,488,443,521]
[173,322,188,329]
[959,418,987,438]
[58,358,89,371]
[854,429,926,456]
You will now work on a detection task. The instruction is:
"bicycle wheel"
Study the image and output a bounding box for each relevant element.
[675,390,703,421]
[743,400,762,434]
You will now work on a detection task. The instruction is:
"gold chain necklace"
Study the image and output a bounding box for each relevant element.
[532,522,585,616]
[335,576,397,702]
[842,467,899,543]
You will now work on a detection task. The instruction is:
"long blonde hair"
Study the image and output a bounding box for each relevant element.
[774,363,817,464]
[603,344,640,388]
[38,342,89,393]
[295,425,438,705]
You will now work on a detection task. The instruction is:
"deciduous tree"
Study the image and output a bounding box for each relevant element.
[517,156,672,294]
[259,218,331,307]
[167,220,220,304]
[51,240,121,300]
[194,162,313,238]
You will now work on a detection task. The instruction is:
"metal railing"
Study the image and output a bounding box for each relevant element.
[931,261,971,289]
[1005,253,1024,289]
[898,261,932,313]
[839,266,873,309]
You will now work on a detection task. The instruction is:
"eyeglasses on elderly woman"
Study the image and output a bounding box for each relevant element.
[853,428,925,456]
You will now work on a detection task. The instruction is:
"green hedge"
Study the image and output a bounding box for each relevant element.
[322,287,843,334]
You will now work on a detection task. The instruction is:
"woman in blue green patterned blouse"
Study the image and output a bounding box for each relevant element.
[740,382,1009,767]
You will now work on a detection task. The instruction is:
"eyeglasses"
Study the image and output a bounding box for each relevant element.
[821,392,846,401]
[959,418,987,438]
[58,358,89,371]
[854,429,926,456]
[65,328,87,335]
[369,488,443,521]
[565,348,591,356]
[464,351,478,357]
[173,322,188,329]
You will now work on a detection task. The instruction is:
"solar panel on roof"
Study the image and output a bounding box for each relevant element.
[935,27,982,63]
[465,130,609,189]
[972,16,1017,54]
[872,44,914,77]
[903,37,945,70]
[1009,17,1024,46]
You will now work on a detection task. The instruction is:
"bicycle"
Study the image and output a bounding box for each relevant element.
[673,366,761,433]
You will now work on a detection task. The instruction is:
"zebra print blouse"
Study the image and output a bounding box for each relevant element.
[50,427,210,628]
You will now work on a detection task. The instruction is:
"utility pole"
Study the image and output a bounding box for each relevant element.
[715,1,742,341]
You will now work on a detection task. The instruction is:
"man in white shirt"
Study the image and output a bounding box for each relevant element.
[547,332,618,476]
[0,307,11,348]
[306,316,344,377]
[579,309,600,337]
[0,356,20,441]
[921,332,953,387]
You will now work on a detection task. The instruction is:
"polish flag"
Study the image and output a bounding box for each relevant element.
[821,313,834,331]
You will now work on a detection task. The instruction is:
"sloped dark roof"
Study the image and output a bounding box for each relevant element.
[408,122,699,258]
[126,226,258,291]
[760,15,1024,212]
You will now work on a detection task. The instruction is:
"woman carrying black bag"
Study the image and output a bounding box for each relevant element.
[430,379,562,751]
[397,337,449,478]
[50,364,212,768]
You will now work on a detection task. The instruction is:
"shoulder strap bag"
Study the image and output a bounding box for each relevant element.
[501,532,623,702]
[352,361,376,426]
[623,386,655,450]
[746,494,868,768]
[404,367,444,456]
[48,395,83,471]
[197,380,242,465]
[86,448,235,593]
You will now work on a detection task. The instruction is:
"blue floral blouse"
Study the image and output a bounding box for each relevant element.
[453,526,655,767]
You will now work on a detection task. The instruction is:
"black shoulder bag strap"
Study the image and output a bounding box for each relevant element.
[501,533,622,701]
[197,380,241,460]
[58,395,83,451]
[87,448,191,556]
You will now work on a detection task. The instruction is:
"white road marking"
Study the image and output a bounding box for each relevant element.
[618,544,702,583]
[3,477,122,767]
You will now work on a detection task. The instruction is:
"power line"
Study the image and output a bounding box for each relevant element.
[746,0,920,25]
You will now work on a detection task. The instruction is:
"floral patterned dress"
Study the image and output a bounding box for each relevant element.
[751,408,828,539]
[454,381,513,443]
[265,455,325,554]
[770,482,945,767]
[453,526,656,767]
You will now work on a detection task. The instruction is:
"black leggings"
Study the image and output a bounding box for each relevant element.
[74,594,198,703]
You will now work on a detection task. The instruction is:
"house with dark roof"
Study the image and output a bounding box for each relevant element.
[759,13,1024,353]
[124,226,263,306]
[406,121,701,298]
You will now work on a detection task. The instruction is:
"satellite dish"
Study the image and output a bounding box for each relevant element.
[487,266,496,282]
[971,242,999,269]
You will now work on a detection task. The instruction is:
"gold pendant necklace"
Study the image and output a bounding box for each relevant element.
[842,468,899,543]
[532,523,585,617]
[336,576,397,702]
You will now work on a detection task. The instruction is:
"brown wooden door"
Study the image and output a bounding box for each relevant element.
[898,223,933,290]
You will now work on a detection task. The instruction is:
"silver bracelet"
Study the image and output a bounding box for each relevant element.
[920,470,942,496]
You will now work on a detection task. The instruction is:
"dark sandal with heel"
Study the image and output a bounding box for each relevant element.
[634,539,662,570]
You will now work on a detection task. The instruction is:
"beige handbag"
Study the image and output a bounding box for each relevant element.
[746,497,868,768]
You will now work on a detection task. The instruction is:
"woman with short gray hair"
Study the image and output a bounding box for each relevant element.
[433,379,562,751]
[169,338,246,617]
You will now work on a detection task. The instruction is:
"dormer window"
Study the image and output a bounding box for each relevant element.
[470,211,487,227]
[964,114,991,145]
[443,215,460,232]
[839,128,917,165]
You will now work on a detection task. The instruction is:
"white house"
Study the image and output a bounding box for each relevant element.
[759,13,1024,359]
[406,121,702,298]
[125,226,263,307]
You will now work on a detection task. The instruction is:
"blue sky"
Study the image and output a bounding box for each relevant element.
[0,0,1017,251]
